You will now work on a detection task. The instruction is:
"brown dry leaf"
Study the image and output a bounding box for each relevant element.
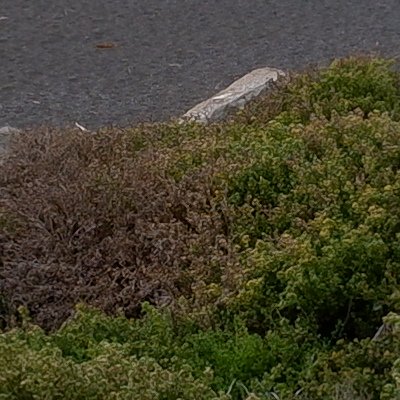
[96,42,118,49]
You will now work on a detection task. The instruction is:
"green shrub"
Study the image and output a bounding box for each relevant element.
[235,56,400,128]
[226,111,400,343]
[2,56,400,399]
[280,57,400,124]
[0,305,271,399]
[0,331,223,399]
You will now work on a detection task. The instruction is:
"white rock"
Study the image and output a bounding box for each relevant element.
[0,125,20,156]
[181,67,285,124]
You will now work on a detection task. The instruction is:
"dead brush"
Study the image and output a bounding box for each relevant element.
[0,125,237,331]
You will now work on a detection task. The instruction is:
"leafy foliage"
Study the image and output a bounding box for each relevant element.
[2,56,400,399]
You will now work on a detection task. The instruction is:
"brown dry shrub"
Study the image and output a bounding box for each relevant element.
[0,125,239,331]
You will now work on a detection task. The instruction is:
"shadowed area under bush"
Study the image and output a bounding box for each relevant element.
[2,56,400,399]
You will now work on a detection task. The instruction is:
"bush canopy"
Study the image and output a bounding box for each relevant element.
[2,56,400,399]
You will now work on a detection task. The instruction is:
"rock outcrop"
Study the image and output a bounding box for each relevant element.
[181,67,285,124]
[0,126,20,158]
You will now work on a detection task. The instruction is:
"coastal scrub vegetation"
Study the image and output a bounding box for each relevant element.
[2,56,400,399]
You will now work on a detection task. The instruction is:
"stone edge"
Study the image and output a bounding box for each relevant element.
[0,66,286,157]
[179,66,286,124]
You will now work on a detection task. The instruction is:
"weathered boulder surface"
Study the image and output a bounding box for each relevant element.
[181,67,285,124]
[0,126,20,157]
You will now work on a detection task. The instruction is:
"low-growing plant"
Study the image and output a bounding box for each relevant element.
[234,56,400,127]
[2,56,400,399]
